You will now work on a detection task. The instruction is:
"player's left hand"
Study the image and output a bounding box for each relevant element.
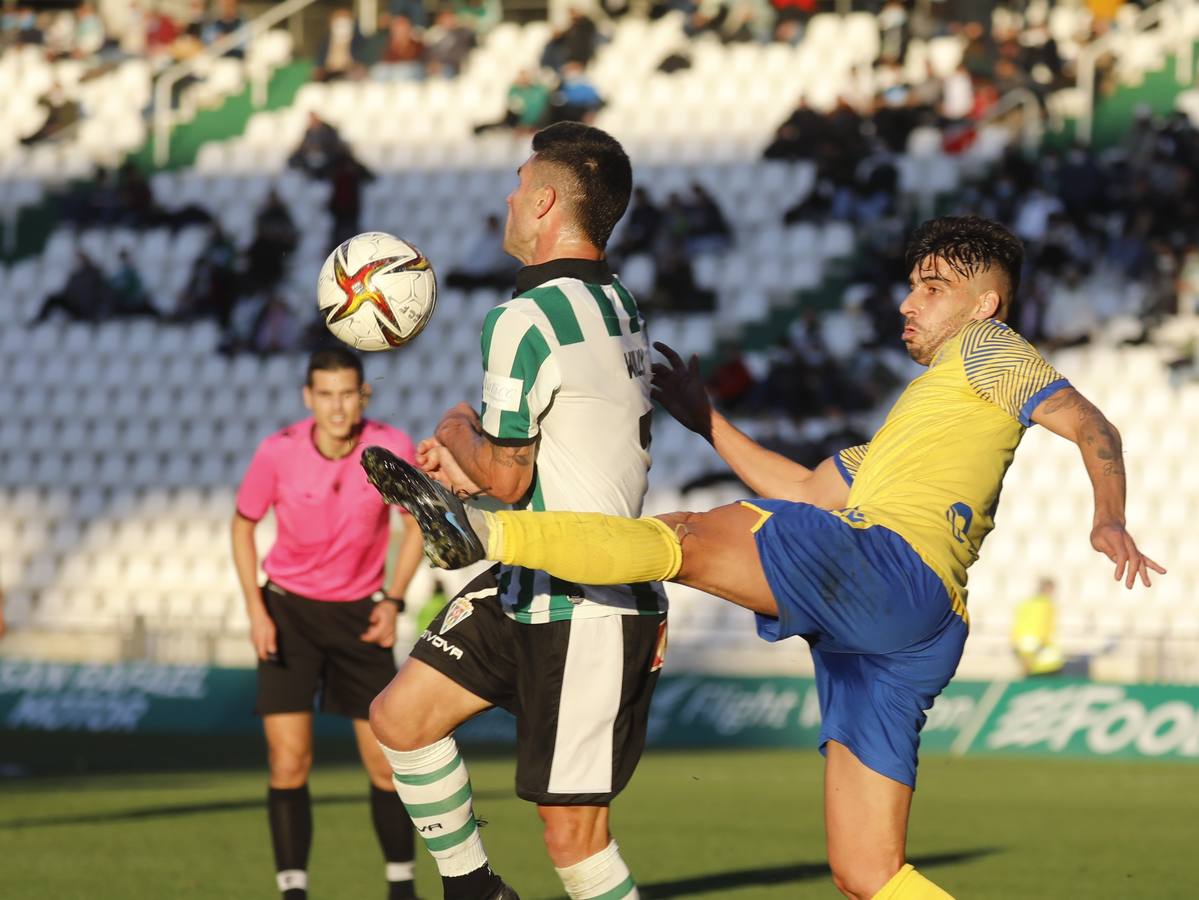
[1090,522,1166,588]
[360,600,397,647]
[418,437,483,499]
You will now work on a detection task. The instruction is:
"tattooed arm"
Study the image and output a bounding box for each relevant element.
[1031,386,1165,587]
[432,402,536,504]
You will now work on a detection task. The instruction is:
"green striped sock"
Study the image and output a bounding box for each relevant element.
[379,737,489,878]
[555,839,638,899]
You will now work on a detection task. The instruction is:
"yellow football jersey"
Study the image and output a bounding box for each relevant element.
[835,318,1068,618]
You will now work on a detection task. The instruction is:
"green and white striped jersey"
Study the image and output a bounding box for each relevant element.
[476,259,667,623]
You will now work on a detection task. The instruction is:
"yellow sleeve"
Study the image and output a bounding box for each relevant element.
[834,443,870,485]
[960,319,1070,426]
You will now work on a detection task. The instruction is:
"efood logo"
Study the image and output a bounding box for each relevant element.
[946,502,974,544]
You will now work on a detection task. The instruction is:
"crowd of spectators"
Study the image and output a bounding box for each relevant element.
[1,0,248,70]
[608,182,734,312]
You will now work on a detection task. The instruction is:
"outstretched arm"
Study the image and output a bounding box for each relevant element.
[652,342,850,509]
[1031,386,1165,587]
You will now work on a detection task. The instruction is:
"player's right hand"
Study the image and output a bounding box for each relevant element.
[1090,522,1167,588]
[651,341,714,440]
[249,608,278,661]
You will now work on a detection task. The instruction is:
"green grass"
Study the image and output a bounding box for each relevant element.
[0,748,1193,898]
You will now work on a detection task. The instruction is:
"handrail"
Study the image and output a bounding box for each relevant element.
[151,0,321,168]
[1075,0,1196,145]
[977,86,1044,154]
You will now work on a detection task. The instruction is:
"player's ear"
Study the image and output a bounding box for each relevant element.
[360,381,373,405]
[975,289,1000,320]
[302,384,314,411]
[535,184,556,219]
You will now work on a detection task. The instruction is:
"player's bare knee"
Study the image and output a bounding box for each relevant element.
[369,691,416,750]
[370,689,448,751]
[828,857,903,900]
[267,748,311,788]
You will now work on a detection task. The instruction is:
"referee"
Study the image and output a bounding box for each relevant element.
[232,347,424,900]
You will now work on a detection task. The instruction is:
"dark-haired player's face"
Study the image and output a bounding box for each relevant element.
[503,157,540,263]
[303,367,365,442]
[899,256,985,365]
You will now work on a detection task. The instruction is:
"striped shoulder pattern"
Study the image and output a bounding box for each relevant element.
[834,443,871,485]
[959,319,1069,426]
[479,303,561,443]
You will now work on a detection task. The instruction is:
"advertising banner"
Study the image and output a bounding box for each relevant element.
[1,661,1196,762]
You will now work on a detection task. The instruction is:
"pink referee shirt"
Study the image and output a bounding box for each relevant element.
[236,417,416,602]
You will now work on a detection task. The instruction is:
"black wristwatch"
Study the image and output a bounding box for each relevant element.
[372,591,406,613]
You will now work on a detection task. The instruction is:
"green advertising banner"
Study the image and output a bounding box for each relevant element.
[1,661,1196,766]
[960,680,1199,761]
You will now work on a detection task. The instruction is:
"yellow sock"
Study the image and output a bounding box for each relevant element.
[482,511,682,584]
[871,865,954,900]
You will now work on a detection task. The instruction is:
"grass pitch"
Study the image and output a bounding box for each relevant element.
[0,748,1193,899]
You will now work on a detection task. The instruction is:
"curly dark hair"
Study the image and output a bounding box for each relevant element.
[905,216,1025,318]
[531,122,632,250]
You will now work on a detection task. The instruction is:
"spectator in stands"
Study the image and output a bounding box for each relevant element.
[1012,577,1064,677]
[245,190,298,293]
[454,0,500,36]
[877,0,908,63]
[613,186,662,258]
[203,0,245,57]
[548,60,604,124]
[682,182,733,254]
[370,14,426,81]
[705,339,756,409]
[250,293,303,355]
[19,82,81,145]
[328,152,375,244]
[288,113,352,178]
[108,250,161,318]
[115,161,156,228]
[651,237,716,313]
[316,7,369,82]
[423,9,475,77]
[71,2,107,58]
[143,3,181,67]
[539,7,601,72]
[473,69,549,134]
[1,6,41,47]
[445,214,519,289]
[32,250,110,322]
[171,0,208,60]
[176,224,239,326]
[389,0,427,29]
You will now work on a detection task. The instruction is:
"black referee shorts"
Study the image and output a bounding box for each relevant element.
[410,565,668,806]
[256,581,398,721]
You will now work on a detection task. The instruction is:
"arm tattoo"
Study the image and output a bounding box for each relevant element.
[1077,397,1124,478]
[490,442,533,469]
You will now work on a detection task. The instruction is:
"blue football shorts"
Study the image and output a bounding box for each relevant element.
[746,499,968,788]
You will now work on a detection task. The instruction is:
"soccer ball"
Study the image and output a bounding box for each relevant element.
[317,232,437,351]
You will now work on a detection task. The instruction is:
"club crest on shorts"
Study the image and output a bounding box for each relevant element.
[440,598,474,635]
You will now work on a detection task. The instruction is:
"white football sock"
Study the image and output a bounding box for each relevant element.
[379,737,489,877]
[555,840,638,899]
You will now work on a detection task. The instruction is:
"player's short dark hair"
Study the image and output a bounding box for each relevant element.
[531,122,632,250]
[306,347,363,386]
[905,216,1024,318]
